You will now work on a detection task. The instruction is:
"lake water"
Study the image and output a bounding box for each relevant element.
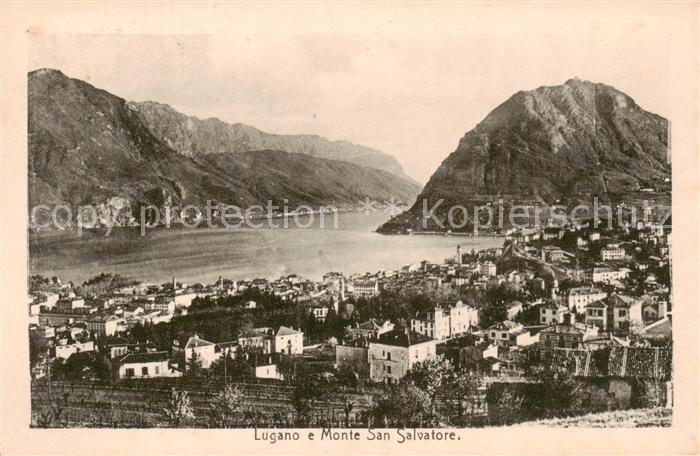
[29,210,504,286]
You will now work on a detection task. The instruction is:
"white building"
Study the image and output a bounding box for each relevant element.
[601,246,626,261]
[274,326,304,355]
[86,315,120,337]
[480,262,497,277]
[55,340,95,360]
[485,321,524,344]
[410,301,478,341]
[118,351,181,379]
[586,267,630,285]
[351,279,380,297]
[184,334,220,369]
[568,287,607,313]
[539,304,570,325]
[255,363,283,380]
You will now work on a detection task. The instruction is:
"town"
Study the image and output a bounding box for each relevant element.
[29,217,672,428]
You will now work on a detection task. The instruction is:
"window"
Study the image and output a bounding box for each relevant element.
[126,368,134,378]
[387,366,392,374]
[142,366,148,376]
[155,366,160,375]
[387,352,391,361]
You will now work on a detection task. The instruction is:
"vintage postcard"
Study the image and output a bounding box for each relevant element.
[1,2,698,455]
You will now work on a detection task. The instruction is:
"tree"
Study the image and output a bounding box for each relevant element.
[514,305,541,325]
[328,368,359,427]
[209,384,243,427]
[403,357,452,424]
[370,383,431,427]
[440,372,480,426]
[493,388,524,425]
[163,388,195,427]
[209,352,251,381]
[187,351,203,377]
[289,370,324,425]
[57,352,112,382]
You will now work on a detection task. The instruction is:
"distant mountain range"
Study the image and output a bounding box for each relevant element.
[379,79,671,233]
[28,69,420,224]
[129,100,416,183]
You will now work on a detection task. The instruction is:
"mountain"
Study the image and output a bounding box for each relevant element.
[378,79,670,233]
[28,69,420,225]
[128,100,416,183]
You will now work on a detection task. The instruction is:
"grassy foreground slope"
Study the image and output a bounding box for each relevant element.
[513,407,671,428]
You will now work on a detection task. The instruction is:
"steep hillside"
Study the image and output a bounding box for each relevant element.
[129,100,416,183]
[379,79,670,233]
[28,69,420,226]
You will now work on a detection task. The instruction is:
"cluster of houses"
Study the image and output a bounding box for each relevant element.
[115,325,305,381]
[29,218,671,387]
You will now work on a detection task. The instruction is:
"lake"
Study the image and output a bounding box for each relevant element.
[29,210,504,286]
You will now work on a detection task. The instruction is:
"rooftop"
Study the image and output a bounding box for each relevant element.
[372,328,434,347]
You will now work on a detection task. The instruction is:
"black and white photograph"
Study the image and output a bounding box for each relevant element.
[1,2,698,455]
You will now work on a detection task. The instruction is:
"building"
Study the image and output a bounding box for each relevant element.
[368,329,437,384]
[306,303,329,321]
[238,328,274,353]
[184,334,220,370]
[410,301,478,341]
[411,307,450,340]
[505,301,524,320]
[538,321,599,352]
[55,340,95,360]
[539,303,570,325]
[56,298,86,312]
[349,319,395,340]
[173,292,200,308]
[568,287,607,313]
[351,279,380,297]
[106,341,157,359]
[601,246,626,261]
[274,326,304,355]
[86,315,120,337]
[480,262,497,277]
[584,300,608,330]
[541,246,568,263]
[485,321,524,344]
[255,363,283,381]
[335,342,369,377]
[606,294,643,332]
[118,351,181,379]
[586,267,630,285]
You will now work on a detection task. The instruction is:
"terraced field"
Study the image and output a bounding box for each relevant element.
[31,380,376,428]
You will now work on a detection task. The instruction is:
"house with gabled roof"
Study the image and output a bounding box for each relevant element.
[585,299,609,330]
[368,328,437,384]
[274,326,304,355]
[118,351,181,379]
[350,319,395,340]
[184,334,220,369]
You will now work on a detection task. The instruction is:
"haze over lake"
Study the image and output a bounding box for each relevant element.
[29,210,503,286]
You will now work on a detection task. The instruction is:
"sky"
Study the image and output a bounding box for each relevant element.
[29,27,673,184]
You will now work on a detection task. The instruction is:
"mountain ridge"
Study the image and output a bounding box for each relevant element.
[28,68,420,226]
[378,78,670,233]
[128,100,417,184]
